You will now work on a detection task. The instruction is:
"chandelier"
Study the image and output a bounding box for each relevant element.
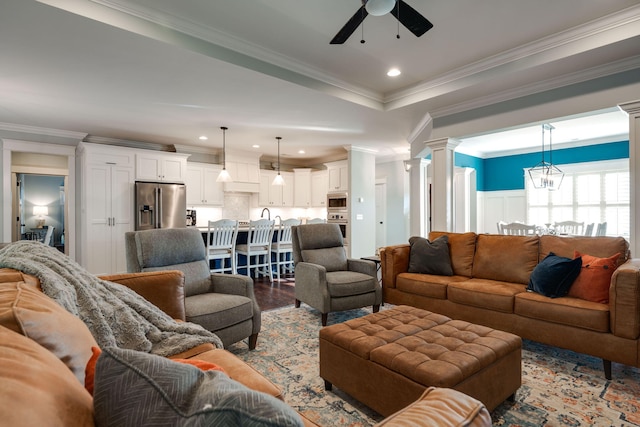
[527,124,564,191]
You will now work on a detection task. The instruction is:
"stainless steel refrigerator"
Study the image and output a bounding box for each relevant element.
[135,181,187,230]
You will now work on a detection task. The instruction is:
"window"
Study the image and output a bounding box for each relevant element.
[525,160,629,237]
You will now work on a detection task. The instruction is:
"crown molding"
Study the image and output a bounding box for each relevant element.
[0,122,86,141]
[430,55,640,119]
[83,135,173,152]
[384,4,640,110]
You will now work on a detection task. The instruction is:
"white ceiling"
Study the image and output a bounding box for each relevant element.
[1,1,639,165]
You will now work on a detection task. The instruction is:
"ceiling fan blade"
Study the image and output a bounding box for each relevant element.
[390,0,433,38]
[330,6,368,44]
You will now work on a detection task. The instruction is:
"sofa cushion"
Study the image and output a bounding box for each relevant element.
[185,293,253,330]
[447,279,527,313]
[376,387,491,427]
[408,235,453,276]
[472,234,539,285]
[326,271,378,297]
[396,273,468,299]
[0,277,98,384]
[539,235,628,267]
[0,325,94,426]
[429,232,477,277]
[93,347,304,427]
[568,251,621,303]
[514,292,610,333]
[527,252,582,298]
[176,348,284,400]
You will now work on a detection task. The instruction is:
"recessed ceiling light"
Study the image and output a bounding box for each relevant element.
[252,144,260,148]
[387,68,401,77]
[199,135,208,140]
[298,150,305,154]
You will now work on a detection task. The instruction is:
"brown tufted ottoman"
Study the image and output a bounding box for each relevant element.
[319,305,521,417]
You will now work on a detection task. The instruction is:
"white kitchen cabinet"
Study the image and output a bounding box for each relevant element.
[259,170,293,207]
[226,160,260,183]
[311,170,329,207]
[326,161,348,191]
[293,168,312,207]
[136,152,189,182]
[186,163,223,206]
[77,143,135,275]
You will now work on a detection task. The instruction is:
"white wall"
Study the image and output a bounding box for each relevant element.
[478,190,526,234]
[349,149,376,258]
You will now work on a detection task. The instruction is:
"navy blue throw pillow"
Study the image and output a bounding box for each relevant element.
[527,252,582,298]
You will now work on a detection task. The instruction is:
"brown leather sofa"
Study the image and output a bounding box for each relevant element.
[380,232,638,379]
[0,266,492,426]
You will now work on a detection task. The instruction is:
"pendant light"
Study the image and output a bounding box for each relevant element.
[216,126,232,183]
[527,124,564,190]
[272,137,285,186]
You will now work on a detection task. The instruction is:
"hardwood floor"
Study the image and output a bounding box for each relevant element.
[252,275,296,311]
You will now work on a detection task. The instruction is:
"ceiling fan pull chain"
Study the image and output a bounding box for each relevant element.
[396,1,400,39]
[361,7,366,43]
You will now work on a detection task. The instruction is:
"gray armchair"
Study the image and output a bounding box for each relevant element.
[291,223,381,326]
[125,228,261,350]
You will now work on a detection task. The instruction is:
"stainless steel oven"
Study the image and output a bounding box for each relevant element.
[327,192,348,212]
[327,212,348,245]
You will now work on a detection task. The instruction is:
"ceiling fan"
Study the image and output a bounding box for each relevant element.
[331,0,433,44]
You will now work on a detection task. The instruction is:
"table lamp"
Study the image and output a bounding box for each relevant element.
[33,206,48,228]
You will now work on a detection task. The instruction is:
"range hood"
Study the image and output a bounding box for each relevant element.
[224,182,260,193]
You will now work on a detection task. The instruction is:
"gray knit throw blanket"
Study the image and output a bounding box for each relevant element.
[0,241,223,354]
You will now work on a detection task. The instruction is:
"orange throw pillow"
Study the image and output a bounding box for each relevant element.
[84,347,227,395]
[569,251,620,303]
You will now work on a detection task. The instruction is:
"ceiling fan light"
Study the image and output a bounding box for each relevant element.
[365,0,396,16]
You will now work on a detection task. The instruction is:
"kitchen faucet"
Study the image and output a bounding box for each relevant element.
[261,207,271,221]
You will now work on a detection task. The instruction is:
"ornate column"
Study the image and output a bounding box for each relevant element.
[425,138,460,232]
[619,100,640,256]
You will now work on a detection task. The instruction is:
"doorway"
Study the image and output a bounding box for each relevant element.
[375,181,386,252]
[14,173,66,251]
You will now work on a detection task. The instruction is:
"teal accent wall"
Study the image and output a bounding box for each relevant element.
[453,140,628,192]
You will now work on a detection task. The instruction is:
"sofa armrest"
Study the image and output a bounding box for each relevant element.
[347,258,376,277]
[610,259,640,339]
[380,244,410,290]
[375,387,491,427]
[99,271,186,321]
[210,273,254,298]
[295,262,330,312]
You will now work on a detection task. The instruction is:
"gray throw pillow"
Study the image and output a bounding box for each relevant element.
[408,235,453,276]
[93,347,304,427]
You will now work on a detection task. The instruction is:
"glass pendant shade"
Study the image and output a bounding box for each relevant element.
[366,0,396,16]
[272,173,285,186]
[216,168,232,183]
[217,126,232,183]
[527,124,564,190]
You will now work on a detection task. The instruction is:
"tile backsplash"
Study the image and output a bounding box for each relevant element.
[222,193,251,220]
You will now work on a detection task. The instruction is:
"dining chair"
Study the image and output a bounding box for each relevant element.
[553,221,584,235]
[42,226,55,246]
[596,222,607,236]
[501,222,536,235]
[236,219,275,281]
[584,223,595,236]
[206,219,239,274]
[496,221,507,234]
[271,218,301,281]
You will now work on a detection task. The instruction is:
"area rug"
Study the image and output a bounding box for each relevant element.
[227,305,640,426]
